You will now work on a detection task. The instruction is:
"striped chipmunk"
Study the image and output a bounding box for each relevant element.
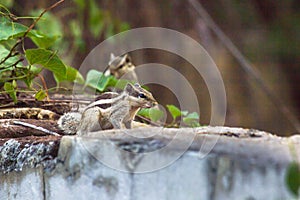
[58,83,157,135]
[104,53,138,81]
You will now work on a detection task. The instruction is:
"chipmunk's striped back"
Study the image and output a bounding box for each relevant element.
[78,83,157,133]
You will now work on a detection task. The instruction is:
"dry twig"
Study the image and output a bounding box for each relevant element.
[13,120,60,136]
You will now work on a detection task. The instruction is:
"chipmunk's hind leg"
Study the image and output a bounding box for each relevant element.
[78,107,102,134]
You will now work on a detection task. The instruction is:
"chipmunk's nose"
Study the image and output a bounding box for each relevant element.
[152,101,158,107]
[143,100,157,108]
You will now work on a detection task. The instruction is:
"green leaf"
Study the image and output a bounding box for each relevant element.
[85,69,132,92]
[85,69,107,91]
[183,120,200,127]
[148,108,164,122]
[25,48,66,76]
[29,65,43,74]
[28,30,59,49]
[0,66,13,74]
[29,10,62,48]
[30,10,62,37]
[138,108,164,122]
[138,108,150,118]
[4,81,17,103]
[22,67,37,87]
[166,104,182,120]
[183,112,200,127]
[85,69,131,92]
[0,16,28,41]
[35,89,47,101]
[185,112,200,119]
[0,16,57,48]
[286,162,300,196]
[181,110,188,116]
[54,65,84,84]
[0,45,21,67]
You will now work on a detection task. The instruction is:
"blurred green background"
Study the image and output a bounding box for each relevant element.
[1,0,299,135]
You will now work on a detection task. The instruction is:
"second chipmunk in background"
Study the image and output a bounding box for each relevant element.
[58,83,157,135]
[104,53,138,81]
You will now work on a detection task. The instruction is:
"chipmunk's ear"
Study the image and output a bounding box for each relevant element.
[108,53,116,66]
[134,83,141,88]
[120,54,131,64]
[110,53,115,61]
[124,83,135,93]
[124,54,131,63]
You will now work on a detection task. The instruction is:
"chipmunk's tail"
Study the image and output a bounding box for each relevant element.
[57,112,82,135]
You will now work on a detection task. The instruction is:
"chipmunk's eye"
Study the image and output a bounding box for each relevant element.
[138,93,146,98]
[118,64,124,69]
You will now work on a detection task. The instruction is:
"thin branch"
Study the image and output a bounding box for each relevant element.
[189,0,300,133]
[0,5,17,21]
[37,74,50,101]
[0,96,92,103]
[1,74,28,81]
[135,115,163,127]
[13,120,60,136]
[23,0,65,38]
[0,39,21,65]
[9,58,24,68]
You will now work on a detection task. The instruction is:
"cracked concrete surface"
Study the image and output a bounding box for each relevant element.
[0,126,298,199]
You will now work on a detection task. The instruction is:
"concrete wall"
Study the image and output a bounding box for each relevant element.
[0,127,298,200]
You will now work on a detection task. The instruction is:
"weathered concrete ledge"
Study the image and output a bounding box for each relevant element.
[1,126,299,199]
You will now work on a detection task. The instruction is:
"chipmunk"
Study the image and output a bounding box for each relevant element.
[104,53,138,81]
[57,83,157,135]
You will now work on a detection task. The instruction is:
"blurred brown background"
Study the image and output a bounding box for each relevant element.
[6,0,300,135]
